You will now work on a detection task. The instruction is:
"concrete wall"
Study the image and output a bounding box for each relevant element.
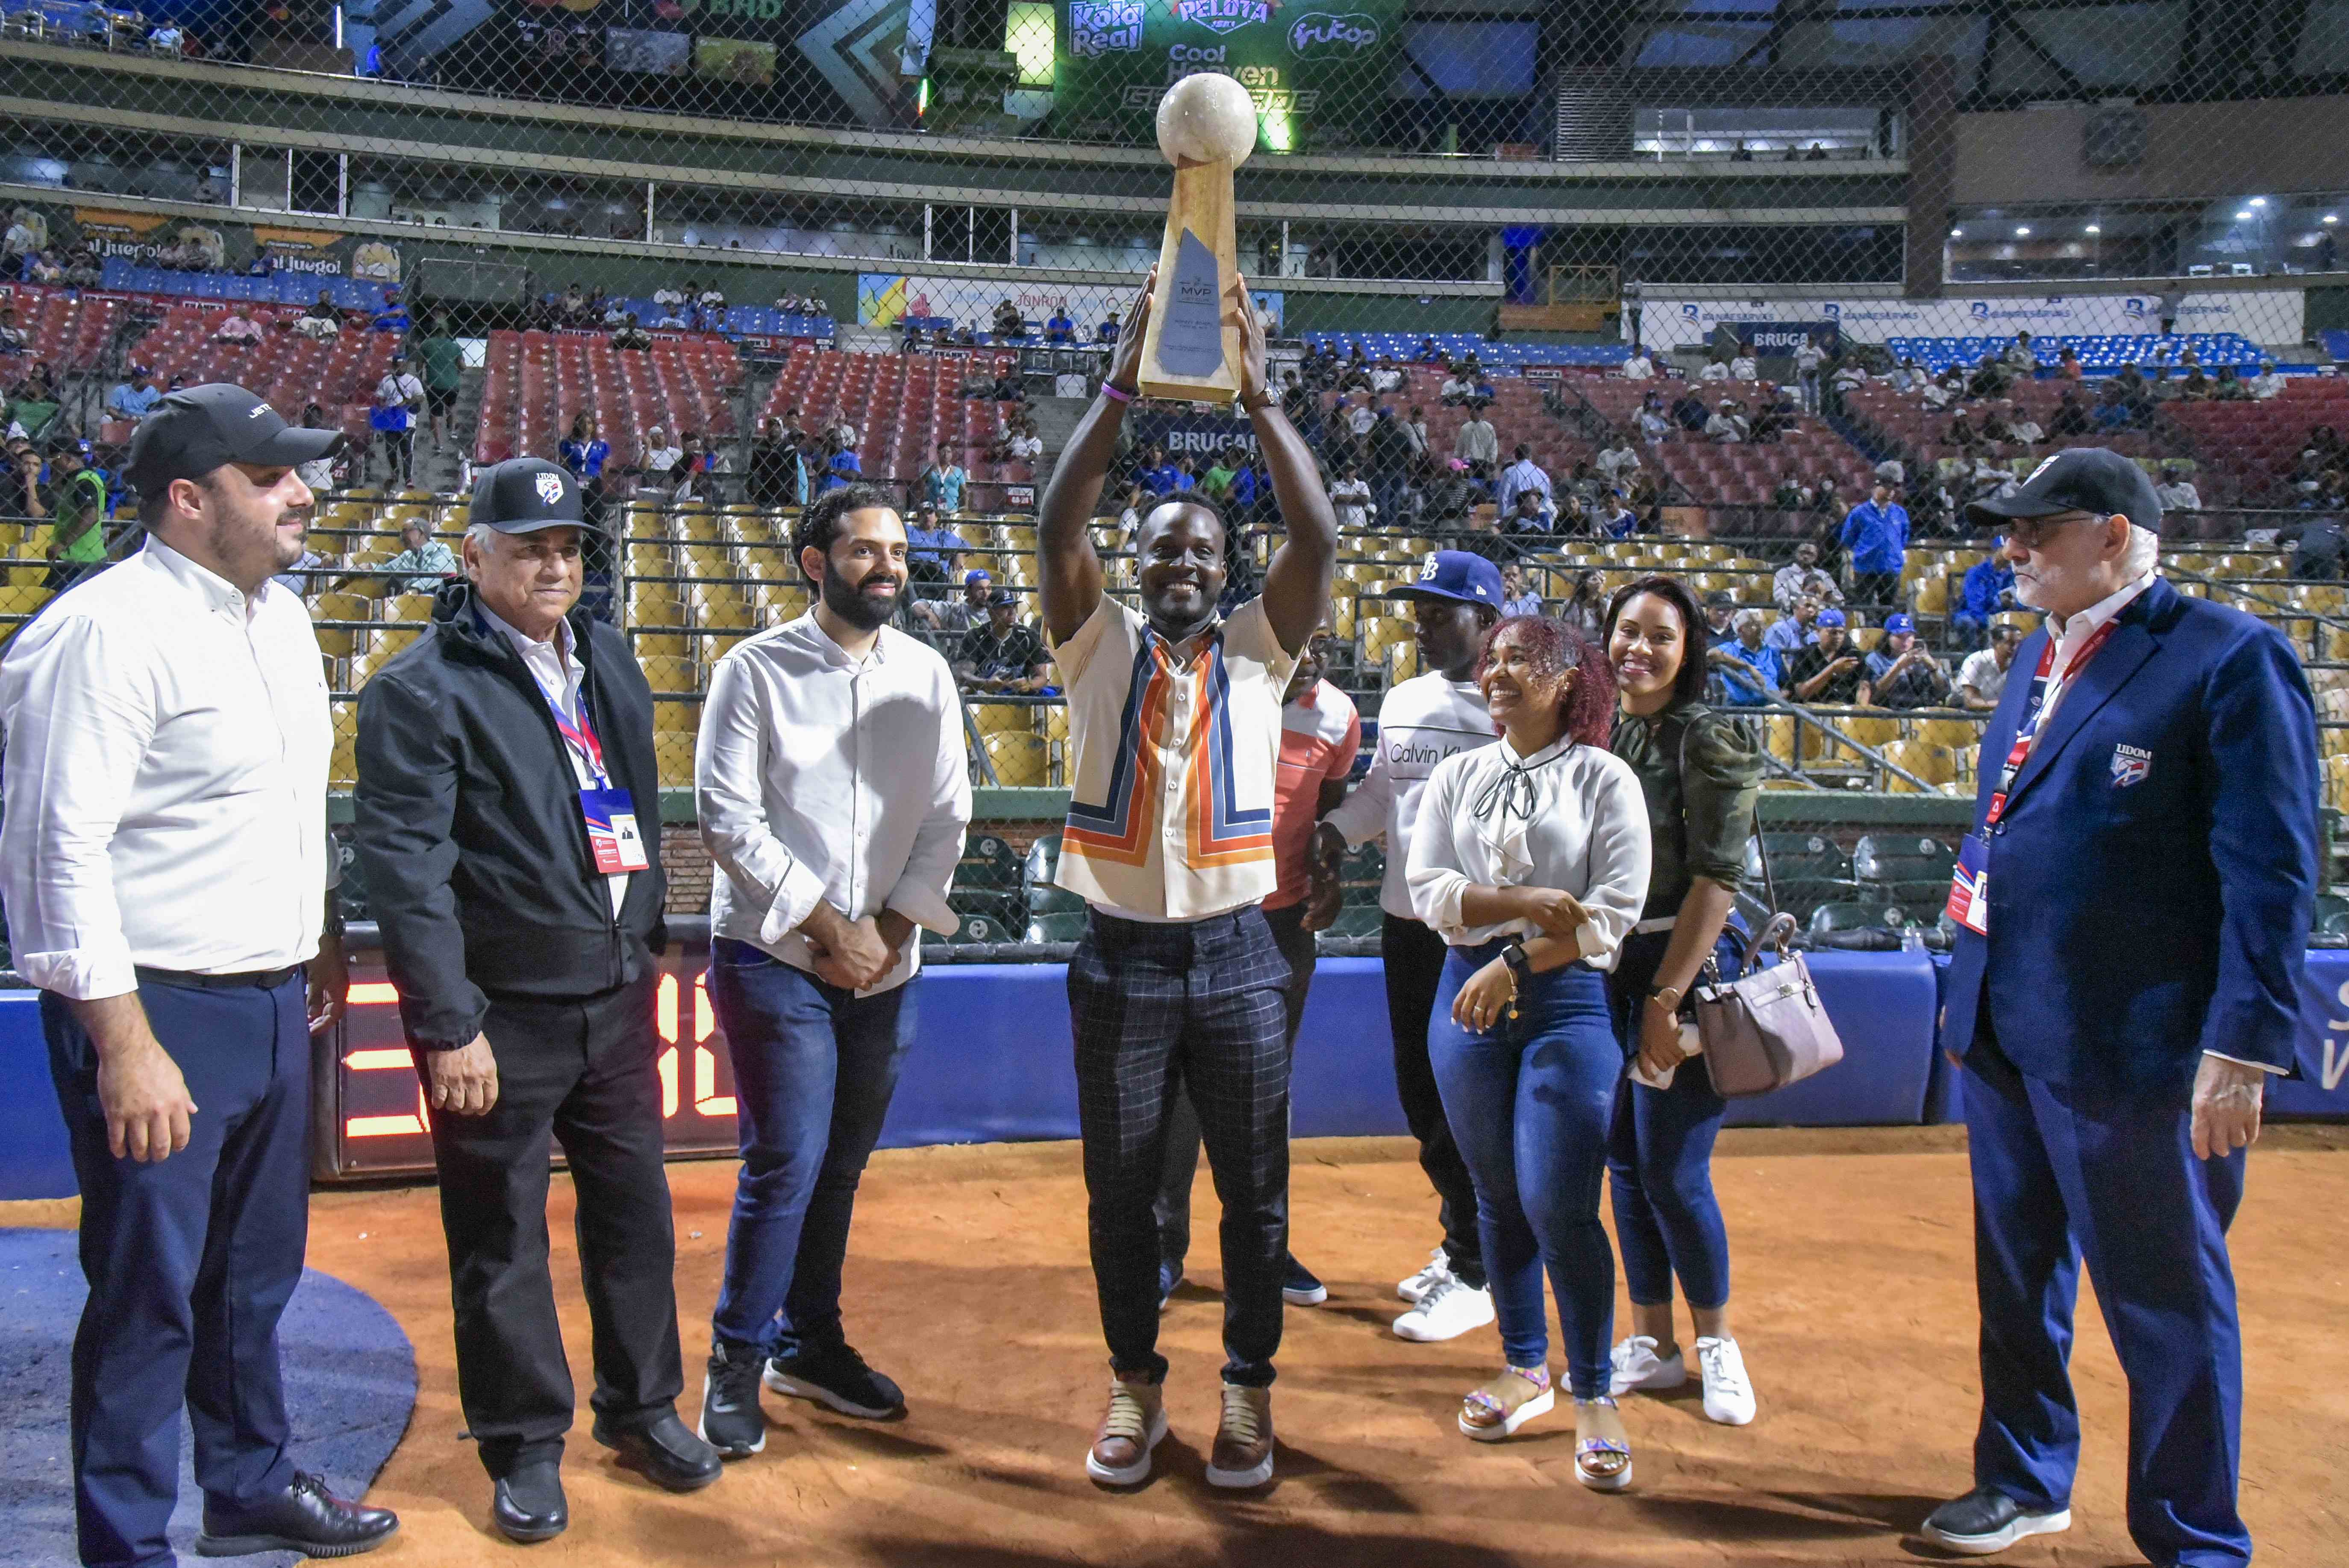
[1954,97,2349,208]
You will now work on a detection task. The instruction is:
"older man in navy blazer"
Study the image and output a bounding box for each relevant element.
[1925,449,2318,1565]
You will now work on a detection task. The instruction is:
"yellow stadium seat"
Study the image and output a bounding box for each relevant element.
[633,631,689,661]
[969,702,1034,737]
[1911,574,1951,615]
[982,729,1049,787]
[641,656,699,694]
[1386,640,1420,681]
[755,584,811,621]
[657,742,696,790]
[1914,717,1983,751]
[1882,740,1957,793]
[628,542,674,576]
[1837,714,1901,751]
[684,543,735,577]
[629,588,687,628]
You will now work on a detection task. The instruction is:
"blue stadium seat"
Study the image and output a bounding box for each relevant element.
[100,256,133,289]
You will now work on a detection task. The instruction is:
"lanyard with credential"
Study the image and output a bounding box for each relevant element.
[537,663,650,875]
[543,680,612,791]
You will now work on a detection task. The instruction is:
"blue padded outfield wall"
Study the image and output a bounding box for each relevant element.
[3,950,2344,1200]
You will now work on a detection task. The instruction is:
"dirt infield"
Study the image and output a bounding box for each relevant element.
[17,1128,2349,1565]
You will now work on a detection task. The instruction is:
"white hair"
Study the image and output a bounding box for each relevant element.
[1732,606,1770,634]
[2125,521,2161,578]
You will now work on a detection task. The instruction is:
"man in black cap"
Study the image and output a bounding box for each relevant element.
[952,586,1052,693]
[1925,448,2318,1564]
[353,456,721,1543]
[1,386,398,1565]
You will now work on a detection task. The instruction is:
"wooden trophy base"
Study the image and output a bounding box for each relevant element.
[1136,158,1242,404]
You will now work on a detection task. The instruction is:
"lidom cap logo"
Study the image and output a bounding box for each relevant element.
[2027,453,2063,485]
[536,472,565,505]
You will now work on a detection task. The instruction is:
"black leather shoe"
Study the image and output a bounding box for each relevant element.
[491,1459,568,1544]
[1920,1486,2072,1555]
[593,1411,723,1492]
[194,1471,399,1558]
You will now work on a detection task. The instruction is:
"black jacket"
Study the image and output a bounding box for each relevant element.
[353,581,667,1049]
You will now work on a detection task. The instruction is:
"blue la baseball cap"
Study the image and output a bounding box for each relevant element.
[1391,549,1503,607]
[1816,607,1848,628]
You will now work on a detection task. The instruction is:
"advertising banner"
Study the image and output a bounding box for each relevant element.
[1055,0,1405,147]
[17,201,403,286]
[1131,407,1256,459]
[1637,291,2306,350]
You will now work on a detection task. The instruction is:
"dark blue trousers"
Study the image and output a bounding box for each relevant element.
[707,940,914,1358]
[43,973,312,1568]
[1962,1029,2251,1568]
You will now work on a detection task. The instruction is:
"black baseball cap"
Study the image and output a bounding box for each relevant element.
[1966,446,2162,531]
[988,587,1018,608]
[469,457,585,533]
[123,383,344,494]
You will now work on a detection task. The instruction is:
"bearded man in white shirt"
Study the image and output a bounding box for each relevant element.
[693,481,970,1460]
[1,385,398,1566]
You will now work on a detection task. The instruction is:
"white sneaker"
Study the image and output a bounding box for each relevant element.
[1608,1335,1687,1396]
[1695,1336,1756,1425]
[1391,1273,1496,1342]
[1396,1247,1450,1305]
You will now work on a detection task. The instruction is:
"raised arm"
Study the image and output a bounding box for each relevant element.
[1242,275,1338,654]
[1037,270,1154,643]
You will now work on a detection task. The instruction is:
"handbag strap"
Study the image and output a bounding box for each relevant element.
[1676,711,1773,988]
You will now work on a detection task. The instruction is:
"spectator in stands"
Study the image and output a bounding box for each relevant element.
[1839,479,1908,610]
[294,404,343,496]
[904,499,968,588]
[1771,540,1840,612]
[2002,330,2037,374]
[1596,436,1640,488]
[653,291,688,330]
[415,310,464,452]
[1888,356,1923,393]
[1964,352,2008,402]
[63,247,100,288]
[1043,302,1075,344]
[745,418,798,509]
[1956,623,2022,711]
[1499,563,1542,618]
[1372,356,1403,394]
[2052,345,2082,380]
[2155,464,2203,513]
[2048,388,2091,437]
[1008,419,1044,463]
[601,296,630,329]
[915,440,967,516]
[1710,607,1783,705]
[1922,367,1962,411]
[1496,444,1551,516]
[1620,347,1655,380]
[107,365,162,420]
[1136,443,1188,497]
[0,305,23,357]
[2008,406,2044,446]
[212,310,265,346]
[9,440,43,529]
[1747,388,1796,444]
[295,291,342,341]
[1697,589,1736,647]
[1949,538,2016,649]
[1765,592,1820,657]
[2284,514,2348,579]
[2093,382,2132,432]
[1670,388,1710,435]
[371,353,425,489]
[1414,335,1442,362]
[1946,409,1984,454]
[1544,567,1603,642]
[991,300,1023,339]
[370,288,410,338]
[1784,608,1862,702]
[0,208,36,280]
[1454,407,1499,476]
[1698,352,1731,384]
[1793,334,1826,413]
[1861,613,1950,709]
[1329,461,1372,531]
[953,588,1051,693]
[1362,408,1409,521]
[692,282,726,331]
[1440,367,1476,406]
[39,438,109,590]
[1728,342,1759,381]
[1395,403,1430,466]
[2155,285,2183,335]
[1703,400,1747,444]
[1828,358,1869,405]
[913,567,995,635]
[559,411,610,527]
[1424,458,1478,524]
[1503,489,1555,537]
[379,518,459,591]
[556,282,588,324]
[1772,471,1810,511]
[2250,360,2285,400]
[1637,393,1673,443]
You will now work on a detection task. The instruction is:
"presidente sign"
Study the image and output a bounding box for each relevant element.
[1057,0,1402,143]
[1636,290,2307,350]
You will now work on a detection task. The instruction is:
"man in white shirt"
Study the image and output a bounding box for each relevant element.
[1440,371,1475,405]
[1705,402,1748,443]
[1039,273,1335,1491]
[373,354,426,489]
[1371,356,1403,393]
[1620,349,1655,380]
[1771,540,1842,612]
[1596,438,1640,488]
[1698,356,1731,383]
[2155,467,2203,512]
[1454,410,1498,474]
[1,385,398,1565]
[1311,552,1504,1344]
[1329,461,1371,530]
[1496,445,1552,516]
[2249,361,2284,399]
[353,459,722,1540]
[1794,335,1827,413]
[1956,623,2021,711]
[693,481,970,1460]
[641,426,682,484]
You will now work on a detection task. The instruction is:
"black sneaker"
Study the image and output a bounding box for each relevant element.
[699,1340,768,1459]
[1920,1486,2071,1555]
[1281,1254,1328,1307]
[764,1343,906,1420]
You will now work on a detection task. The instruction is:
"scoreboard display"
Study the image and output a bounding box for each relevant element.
[318,943,742,1179]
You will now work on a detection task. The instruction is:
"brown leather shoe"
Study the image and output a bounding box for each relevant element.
[1205,1383,1274,1489]
[1085,1370,1167,1486]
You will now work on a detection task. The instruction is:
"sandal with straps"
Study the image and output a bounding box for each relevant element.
[1574,1396,1633,1491]
[1458,1365,1554,1442]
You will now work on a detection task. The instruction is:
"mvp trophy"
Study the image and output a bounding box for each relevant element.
[1137,72,1258,403]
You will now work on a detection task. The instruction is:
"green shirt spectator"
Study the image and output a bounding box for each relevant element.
[414,330,464,396]
[1609,702,1762,922]
[50,457,109,564]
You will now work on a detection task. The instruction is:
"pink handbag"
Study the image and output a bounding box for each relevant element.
[1692,913,1846,1099]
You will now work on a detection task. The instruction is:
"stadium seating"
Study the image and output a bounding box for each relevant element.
[752,346,1030,504]
[473,328,744,470]
[1884,333,2266,375]
[2163,376,2349,505]
[1573,376,1877,506]
[97,258,393,312]
[119,302,397,450]
[0,282,127,372]
[1302,332,1627,369]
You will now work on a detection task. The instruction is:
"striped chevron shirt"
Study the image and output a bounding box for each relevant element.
[1049,595,1298,921]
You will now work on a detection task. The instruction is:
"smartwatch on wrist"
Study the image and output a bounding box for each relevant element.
[1500,940,1534,987]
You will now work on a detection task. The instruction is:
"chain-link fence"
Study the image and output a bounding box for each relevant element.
[3,0,2347,966]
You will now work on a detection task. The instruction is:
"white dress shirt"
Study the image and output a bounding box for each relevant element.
[0,539,332,999]
[478,603,629,916]
[697,614,971,995]
[2033,569,2154,738]
[1406,734,1651,968]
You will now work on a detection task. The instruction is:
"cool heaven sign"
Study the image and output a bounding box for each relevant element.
[1057,0,1402,144]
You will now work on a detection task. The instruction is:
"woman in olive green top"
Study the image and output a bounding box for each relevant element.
[1598,574,1765,1429]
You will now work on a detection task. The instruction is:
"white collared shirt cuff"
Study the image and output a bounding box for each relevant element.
[756,862,832,949]
[1572,919,1613,964]
[2203,1050,2287,1075]
[20,945,139,1002]
[884,877,960,937]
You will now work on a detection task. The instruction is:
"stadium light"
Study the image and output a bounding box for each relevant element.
[2084,224,2101,235]
[2234,210,2252,221]
[2250,197,2268,208]
[1949,227,1963,239]
[2326,215,2340,226]
[2014,226,2030,237]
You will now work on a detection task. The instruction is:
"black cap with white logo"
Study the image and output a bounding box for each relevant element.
[123,383,344,495]
[468,458,586,534]
[1965,446,2163,531]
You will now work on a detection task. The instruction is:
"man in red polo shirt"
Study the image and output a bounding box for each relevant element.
[1153,628,1360,1311]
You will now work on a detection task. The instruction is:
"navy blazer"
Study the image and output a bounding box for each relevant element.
[1943,576,2319,1097]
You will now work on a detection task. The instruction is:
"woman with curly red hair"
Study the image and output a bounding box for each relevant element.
[1405,615,1653,1486]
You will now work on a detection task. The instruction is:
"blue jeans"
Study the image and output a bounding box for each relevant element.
[1605,926,1743,1311]
[1427,943,1620,1398]
[708,938,915,1357]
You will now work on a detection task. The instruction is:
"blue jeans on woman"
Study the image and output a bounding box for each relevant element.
[1427,942,1622,1400]
[707,938,915,1358]
[1605,925,1743,1311]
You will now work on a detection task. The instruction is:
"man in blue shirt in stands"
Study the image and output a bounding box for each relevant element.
[1136,444,1189,497]
[1764,593,1821,656]
[370,288,410,337]
[1839,479,1909,612]
[106,364,160,420]
[1709,606,1783,705]
[1047,304,1075,344]
[1952,537,2017,649]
